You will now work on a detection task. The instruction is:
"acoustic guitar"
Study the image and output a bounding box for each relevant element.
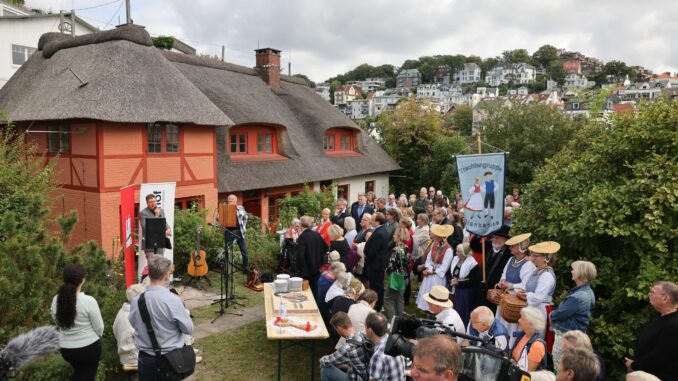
[187,224,208,277]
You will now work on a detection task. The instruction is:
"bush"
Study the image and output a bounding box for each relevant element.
[278,184,336,228]
[514,99,678,379]
[172,204,212,276]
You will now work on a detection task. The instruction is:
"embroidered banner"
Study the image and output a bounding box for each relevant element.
[455,153,507,236]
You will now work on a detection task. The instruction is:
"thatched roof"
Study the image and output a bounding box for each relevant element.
[0,24,399,191]
[0,25,231,126]
[164,52,400,192]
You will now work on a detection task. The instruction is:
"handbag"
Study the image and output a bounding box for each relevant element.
[165,237,172,250]
[138,293,196,381]
[387,249,406,292]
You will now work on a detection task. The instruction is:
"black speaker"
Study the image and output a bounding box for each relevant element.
[145,218,166,251]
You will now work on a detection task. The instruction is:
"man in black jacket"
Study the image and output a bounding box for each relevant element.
[296,215,328,296]
[363,212,390,311]
[625,281,678,380]
[331,198,349,228]
[474,225,511,313]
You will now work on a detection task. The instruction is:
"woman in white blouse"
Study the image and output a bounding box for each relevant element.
[51,263,104,381]
[416,224,455,312]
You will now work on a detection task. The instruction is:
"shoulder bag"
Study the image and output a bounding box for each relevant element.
[138,293,196,381]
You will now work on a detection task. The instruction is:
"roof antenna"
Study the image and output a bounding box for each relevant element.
[68,68,88,88]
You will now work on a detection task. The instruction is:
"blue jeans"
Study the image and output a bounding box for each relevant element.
[138,351,157,381]
[227,232,249,269]
[321,365,349,381]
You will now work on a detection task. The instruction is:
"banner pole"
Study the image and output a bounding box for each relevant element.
[482,236,486,283]
[477,131,482,154]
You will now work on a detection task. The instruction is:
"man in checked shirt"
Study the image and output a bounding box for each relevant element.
[319,311,370,381]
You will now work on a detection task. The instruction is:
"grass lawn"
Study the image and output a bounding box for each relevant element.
[194,320,335,381]
[184,270,265,324]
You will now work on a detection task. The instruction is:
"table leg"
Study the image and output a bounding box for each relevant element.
[277,340,282,381]
[310,340,315,381]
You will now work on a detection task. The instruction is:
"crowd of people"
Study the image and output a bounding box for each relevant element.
[46,189,677,381]
[279,187,678,381]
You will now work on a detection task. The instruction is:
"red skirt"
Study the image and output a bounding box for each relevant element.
[545,304,555,352]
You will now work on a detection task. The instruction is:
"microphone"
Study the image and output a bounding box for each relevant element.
[0,326,59,381]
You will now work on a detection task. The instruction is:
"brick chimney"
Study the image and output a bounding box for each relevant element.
[255,48,282,88]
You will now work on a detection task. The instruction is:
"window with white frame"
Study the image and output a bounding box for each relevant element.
[12,44,36,66]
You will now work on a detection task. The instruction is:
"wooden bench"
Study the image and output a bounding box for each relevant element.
[122,363,138,381]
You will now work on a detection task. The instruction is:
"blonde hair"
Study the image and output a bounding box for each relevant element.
[520,306,546,333]
[562,330,593,351]
[126,284,145,302]
[571,260,597,283]
[328,224,344,240]
[529,371,556,381]
[394,227,411,243]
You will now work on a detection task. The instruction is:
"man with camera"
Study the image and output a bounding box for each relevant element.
[319,311,369,381]
[410,335,462,381]
[366,312,405,381]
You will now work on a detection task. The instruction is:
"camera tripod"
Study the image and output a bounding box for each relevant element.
[210,224,247,323]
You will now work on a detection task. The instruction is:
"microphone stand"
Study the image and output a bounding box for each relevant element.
[209,222,246,322]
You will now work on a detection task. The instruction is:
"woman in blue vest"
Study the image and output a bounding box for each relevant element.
[516,241,559,352]
[550,260,597,366]
[511,306,548,372]
[496,232,536,347]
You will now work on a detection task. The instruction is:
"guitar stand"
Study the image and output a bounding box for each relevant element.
[211,225,247,322]
[186,275,211,291]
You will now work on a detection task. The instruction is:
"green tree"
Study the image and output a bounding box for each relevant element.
[548,59,566,84]
[293,74,315,88]
[420,135,469,194]
[278,185,335,228]
[502,49,531,64]
[604,60,632,77]
[480,103,583,188]
[532,44,560,68]
[513,99,678,379]
[446,105,473,136]
[376,99,450,193]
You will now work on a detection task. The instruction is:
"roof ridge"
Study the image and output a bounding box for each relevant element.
[40,24,152,58]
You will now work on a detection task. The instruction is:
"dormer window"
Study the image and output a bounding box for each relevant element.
[324,128,361,157]
[228,125,286,162]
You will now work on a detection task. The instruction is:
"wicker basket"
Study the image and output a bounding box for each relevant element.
[500,294,527,323]
[486,285,504,306]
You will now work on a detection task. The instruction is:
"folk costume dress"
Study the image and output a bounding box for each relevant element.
[449,255,479,327]
[525,266,556,351]
[496,256,536,347]
[464,183,484,214]
[416,242,454,312]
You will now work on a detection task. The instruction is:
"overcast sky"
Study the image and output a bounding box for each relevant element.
[26,0,678,82]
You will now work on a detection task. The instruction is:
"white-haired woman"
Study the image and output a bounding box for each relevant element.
[512,306,547,372]
[113,284,145,366]
[550,260,597,366]
[343,217,357,247]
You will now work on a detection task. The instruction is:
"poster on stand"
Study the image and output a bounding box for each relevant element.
[455,153,507,236]
[137,182,176,281]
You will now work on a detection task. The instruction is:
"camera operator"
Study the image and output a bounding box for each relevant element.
[410,335,462,381]
[366,312,405,381]
[423,286,465,343]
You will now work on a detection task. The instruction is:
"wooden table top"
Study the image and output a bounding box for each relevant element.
[263,283,329,340]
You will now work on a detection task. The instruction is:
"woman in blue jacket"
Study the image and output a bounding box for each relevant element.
[549,260,597,366]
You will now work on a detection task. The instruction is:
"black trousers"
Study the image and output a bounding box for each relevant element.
[367,266,385,311]
[60,339,101,381]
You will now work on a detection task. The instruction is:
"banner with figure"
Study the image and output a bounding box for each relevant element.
[455,153,507,236]
[138,182,176,281]
[120,185,136,287]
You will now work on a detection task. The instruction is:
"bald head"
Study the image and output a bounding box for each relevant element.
[470,306,495,333]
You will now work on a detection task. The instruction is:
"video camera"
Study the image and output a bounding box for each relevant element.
[384,314,531,381]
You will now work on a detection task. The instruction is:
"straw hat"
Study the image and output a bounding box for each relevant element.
[424,285,453,308]
[430,224,454,238]
[506,233,532,246]
[528,241,561,255]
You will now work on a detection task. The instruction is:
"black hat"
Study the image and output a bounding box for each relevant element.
[492,225,511,238]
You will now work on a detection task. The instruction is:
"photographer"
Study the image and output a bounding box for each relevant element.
[411,335,462,381]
